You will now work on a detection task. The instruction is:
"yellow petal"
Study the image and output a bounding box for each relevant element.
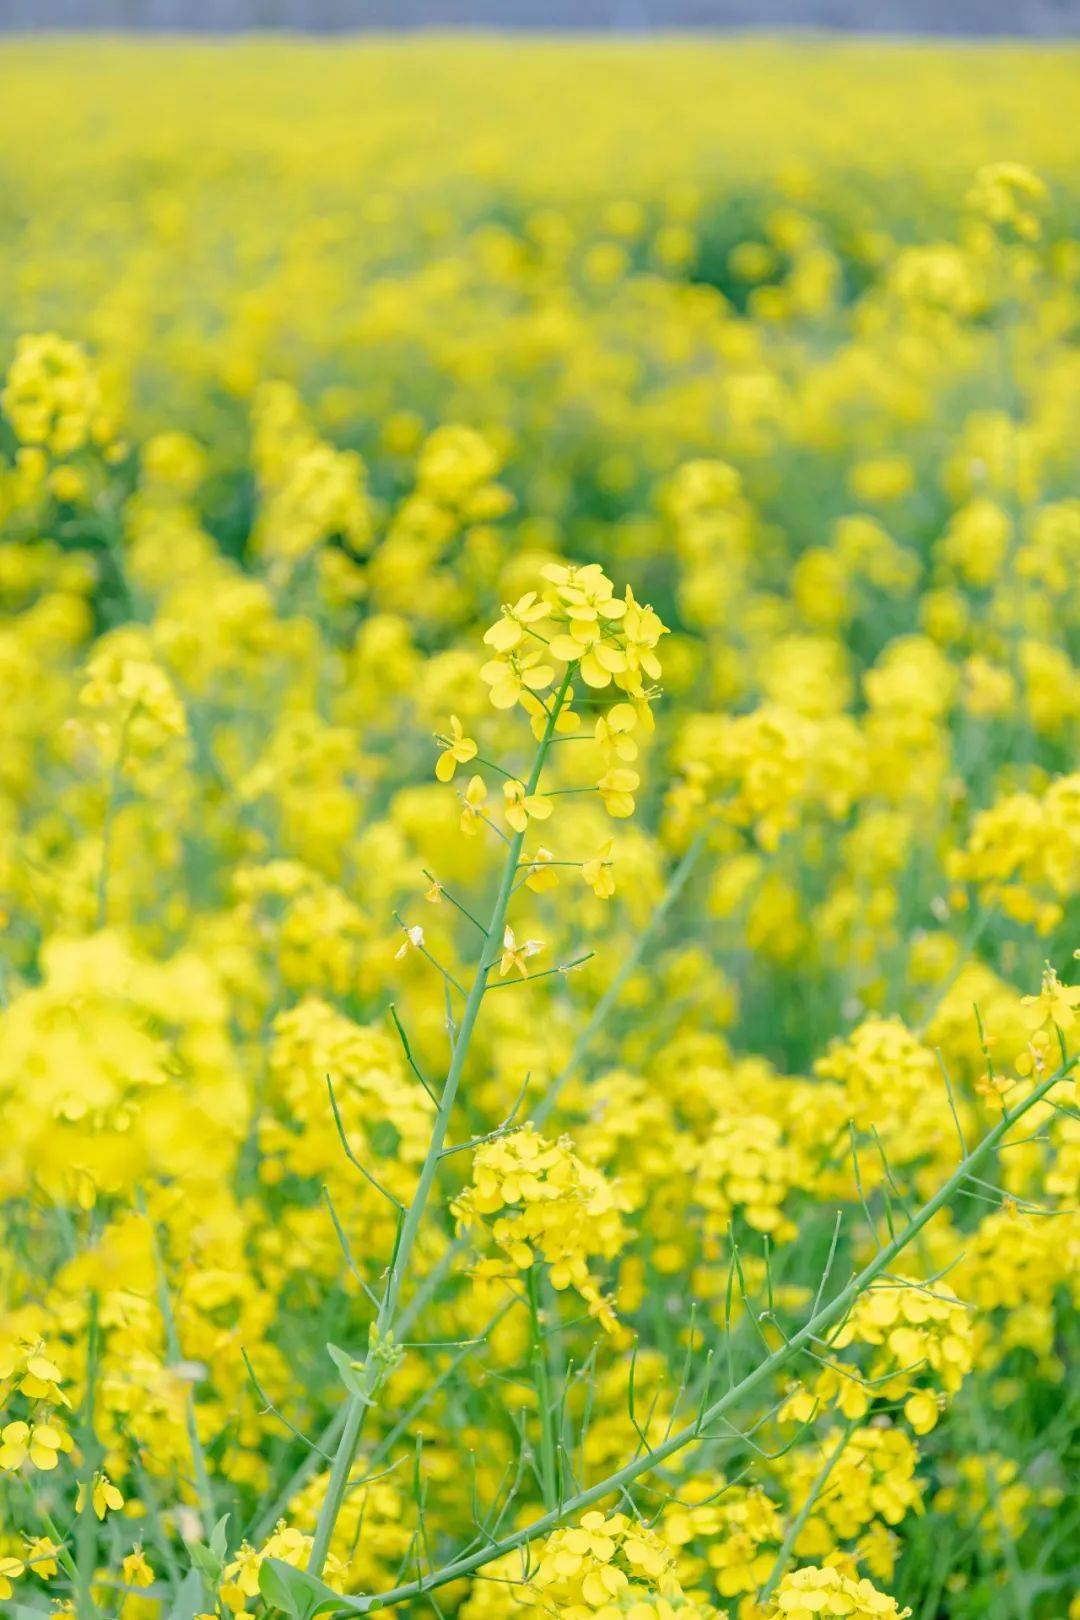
[580,652,613,689]
[483,618,522,652]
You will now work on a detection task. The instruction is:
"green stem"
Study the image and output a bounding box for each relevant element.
[398,829,709,1333]
[20,1490,80,1585]
[758,1420,854,1604]
[305,670,573,1579]
[526,1266,558,1511]
[318,1054,1075,1614]
[248,833,702,1543]
[74,1294,100,1620]
[144,1206,216,1528]
[970,1399,1030,1620]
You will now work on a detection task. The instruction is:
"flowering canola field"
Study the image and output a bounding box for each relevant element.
[1,36,1079,1620]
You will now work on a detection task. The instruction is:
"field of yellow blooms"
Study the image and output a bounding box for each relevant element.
[0,34,1078,1620]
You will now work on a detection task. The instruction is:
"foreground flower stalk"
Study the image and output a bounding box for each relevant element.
[305,669,574,1579]
[304,563,668,1588]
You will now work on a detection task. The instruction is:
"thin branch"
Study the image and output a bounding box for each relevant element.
[422,870,489,937]
[388,1004,439,1104]
[868,1126,914,1224]
[732,1236,772,1358]
[848,1124,882,1245]
[440,1071,531,1158]
[810,1211,844,1322]
[241,1349,334,1460]
[393,913,468,997]
[934,1048,969,1155]
[326,1076,405,1212]
[483,952,594,990]
[323,1185,381,1307]
[140,1202,216,1528]
[759,1422,856,1604]
[304,668,576,1581]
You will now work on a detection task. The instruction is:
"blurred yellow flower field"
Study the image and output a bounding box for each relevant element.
[0,36,1078,1620]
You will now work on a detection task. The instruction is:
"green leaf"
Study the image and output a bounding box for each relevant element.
[190,1541,222,1582]
[326,1342,372,1403]
[210,1511,231,1560]
[258,1557,304,1618]
[259,1558,368,1619]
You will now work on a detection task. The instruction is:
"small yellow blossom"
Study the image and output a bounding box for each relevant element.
[524,847,559,893]
[434,715,478,782]
[460,773,488,835]
[0,1420,71,1472]
[23,1537,60,1579]
[122,1548,155,1587]
[0,1557,25,1600]
[77,1472,124,1519]
[598,766,640,819]
[503,779,553,834]
[582,841,615,899]
[498,926,543,979]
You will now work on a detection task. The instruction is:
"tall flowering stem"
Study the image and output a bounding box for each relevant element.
[305,668,574,1579]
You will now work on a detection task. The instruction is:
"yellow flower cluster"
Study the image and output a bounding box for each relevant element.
[814,1017,973,1191]
[251,381,372,569]
[220,1520,341,1616]
[1,331,111,456]
[262,997,434,1206]
[663,1481,783,1602]
[787,1283,973,1435]
[465,1512,717,1620]
[764,1565,910,1619]
[0,1341,73,1475]
[945,1207,1080,1377]
[532,1512,678,1612]
[966,161,1049,242]
[672,706,866,851]
[77,633,189,768]
[479,563,666,821]
[932,1450,1060,1551]
[688,1112,802,1242]
[453,1125,628,1330]
[949,773,1080,935]
[777,1428,923,1568]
